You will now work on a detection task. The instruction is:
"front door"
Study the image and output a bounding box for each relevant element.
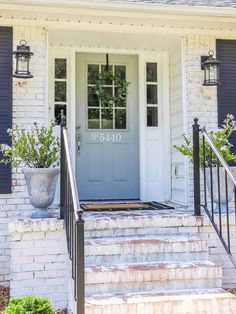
[76,53,139,200]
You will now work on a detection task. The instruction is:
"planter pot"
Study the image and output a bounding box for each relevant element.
[22,167,60,219]
[205,167,236,212]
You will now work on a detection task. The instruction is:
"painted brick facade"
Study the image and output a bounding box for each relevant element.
[0,25,47,286]
[8,219,67,310]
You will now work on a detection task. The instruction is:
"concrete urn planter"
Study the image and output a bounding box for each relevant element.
[22,167,60,218]
[205,167,236,212]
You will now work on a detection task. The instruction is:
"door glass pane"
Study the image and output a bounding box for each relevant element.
[101,108,113,129]
[147,107,158,127]
[88,109,100,129]
[55,81,66,102]
[115,87,126,107]
[88,87,99,107]
[55,59,66,79]
[55,104,66,125]
[147,85,157,104]
[101,87,113,107]
[88,64,99,84]
[115,65,126,81]
[146,62,157,82]
[101,65,113,85]
[115,109,126,129]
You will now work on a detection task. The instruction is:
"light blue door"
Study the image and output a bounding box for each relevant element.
[76,53,139,200]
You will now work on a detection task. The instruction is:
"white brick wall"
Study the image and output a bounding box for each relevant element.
[177,214,236,288]
[0,25,48,286]
[8,218,68,310]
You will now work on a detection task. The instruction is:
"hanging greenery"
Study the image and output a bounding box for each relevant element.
[94,69,130,107]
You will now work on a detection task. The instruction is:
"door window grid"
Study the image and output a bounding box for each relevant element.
[87,64,127,130]
[146,62,158,127]
[54,58,67,125]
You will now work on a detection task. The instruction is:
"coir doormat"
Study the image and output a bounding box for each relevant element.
[81,202,175,211]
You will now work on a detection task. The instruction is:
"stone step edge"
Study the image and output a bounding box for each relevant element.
[85,288,236,307]
[85,261,221,284]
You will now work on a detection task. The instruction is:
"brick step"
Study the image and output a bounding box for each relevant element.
[84,211,202,238]
[85,288,236,314]
[85,261,222,295]
[85,234,208,265]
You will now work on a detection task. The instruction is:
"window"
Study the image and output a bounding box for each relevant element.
[146,62,158,127]
[87,64,127,130]
[54,58,67,125]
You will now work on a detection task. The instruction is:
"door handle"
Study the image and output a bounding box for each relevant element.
[77,134,81,154]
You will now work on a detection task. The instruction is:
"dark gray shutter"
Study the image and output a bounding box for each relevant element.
[0,27,12,193]
[217,39,236,153]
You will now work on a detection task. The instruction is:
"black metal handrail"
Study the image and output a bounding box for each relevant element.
[193,118,236,268]
[60,117,85,314]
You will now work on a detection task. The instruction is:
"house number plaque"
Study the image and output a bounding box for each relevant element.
[90,133,122,142]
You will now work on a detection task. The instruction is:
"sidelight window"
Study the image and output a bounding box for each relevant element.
[54,58,67,125]
[146,62,158,127]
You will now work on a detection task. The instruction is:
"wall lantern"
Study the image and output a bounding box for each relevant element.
[13,40,33,79]
[201,50,221,86]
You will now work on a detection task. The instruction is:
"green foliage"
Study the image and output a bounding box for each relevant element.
[95,69,130,107]
[0,122,60,168]
[174,114,236,167]
[3,295,55,314]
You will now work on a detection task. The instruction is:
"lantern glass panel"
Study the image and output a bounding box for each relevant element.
[18,56,28,74]
[211,65,217,82]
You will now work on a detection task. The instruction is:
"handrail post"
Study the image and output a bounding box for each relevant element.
[76,215,85,314]
[193,118,201,216]
[60,115,67,220]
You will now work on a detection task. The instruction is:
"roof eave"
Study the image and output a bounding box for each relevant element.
[1,0,236,18]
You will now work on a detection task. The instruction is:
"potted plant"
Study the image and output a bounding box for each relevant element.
[174,114,236,211]
[0,122,60,219]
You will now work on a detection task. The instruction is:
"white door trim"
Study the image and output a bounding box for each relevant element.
[50,46,171,202]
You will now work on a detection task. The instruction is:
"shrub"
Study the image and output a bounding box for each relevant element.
[174,114,236,167]
[0,122,60,168]
[3,295,55,314]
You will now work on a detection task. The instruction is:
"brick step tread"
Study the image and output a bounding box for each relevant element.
[86,288,236,305]
[85,233,202,244]
[85,261,222,294]
[85,289,236,314]
[84,211,202,230]
[86,260,221,283]
[85,234,208,256]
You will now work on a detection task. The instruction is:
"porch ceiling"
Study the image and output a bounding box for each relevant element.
[48,29,181,52]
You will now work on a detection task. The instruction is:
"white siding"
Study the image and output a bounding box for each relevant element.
[169,45,187,204]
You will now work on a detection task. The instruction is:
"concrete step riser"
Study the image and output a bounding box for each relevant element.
[86,278,222,295]
[85,251,209,265]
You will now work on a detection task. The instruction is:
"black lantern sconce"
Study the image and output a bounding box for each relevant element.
[13,40,34,79]
[201,50,221,86]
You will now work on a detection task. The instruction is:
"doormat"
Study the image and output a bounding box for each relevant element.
[81,202,175,211]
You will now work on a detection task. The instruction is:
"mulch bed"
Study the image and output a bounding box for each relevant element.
[226,288,236,295]
[0,286,9,313]
[0,285,67,314]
